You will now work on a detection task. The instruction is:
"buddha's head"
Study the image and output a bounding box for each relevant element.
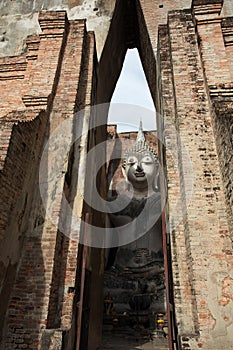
[123,121,159,195]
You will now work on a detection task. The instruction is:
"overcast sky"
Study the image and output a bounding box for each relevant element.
[108,48,156,132]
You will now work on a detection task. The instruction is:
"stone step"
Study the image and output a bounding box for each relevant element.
[98,333,169,350]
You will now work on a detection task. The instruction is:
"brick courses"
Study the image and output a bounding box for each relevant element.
[0,11,97,350]
[157,2,233,349]
[0,0,233,349]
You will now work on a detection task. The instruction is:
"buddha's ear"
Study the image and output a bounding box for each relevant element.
[153,171,160,191]
[121,165,127,179]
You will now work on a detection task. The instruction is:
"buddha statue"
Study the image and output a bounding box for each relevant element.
[105,121,166,314]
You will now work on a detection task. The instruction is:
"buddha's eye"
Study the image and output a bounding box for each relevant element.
[127,156,137,165]
[142,155,153,163]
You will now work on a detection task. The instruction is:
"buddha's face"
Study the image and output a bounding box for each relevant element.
[125,152,158,191]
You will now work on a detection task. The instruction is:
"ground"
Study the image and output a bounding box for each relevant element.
[98,327,169,350]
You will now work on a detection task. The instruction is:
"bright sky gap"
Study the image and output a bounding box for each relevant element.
[108,48,156,133]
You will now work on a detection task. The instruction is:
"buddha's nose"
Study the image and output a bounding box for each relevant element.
[136,163,143,172]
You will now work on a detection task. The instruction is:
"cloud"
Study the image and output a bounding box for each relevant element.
[108,49,156,132]
[108,104,156,133]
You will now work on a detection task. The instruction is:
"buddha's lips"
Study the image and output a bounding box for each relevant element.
[135,172,145,177]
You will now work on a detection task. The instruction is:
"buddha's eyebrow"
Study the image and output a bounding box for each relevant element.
[142,153,151,157]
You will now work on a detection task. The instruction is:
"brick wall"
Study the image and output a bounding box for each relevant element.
[157,4,233,349]
[211,96,233,239]
[0,111,47,345]
[0,1,233,349]
[0,10,98,350]
[157,23,198,342]
[221,17,233,73]
[193,0,232,85]
[0,56,27,115]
